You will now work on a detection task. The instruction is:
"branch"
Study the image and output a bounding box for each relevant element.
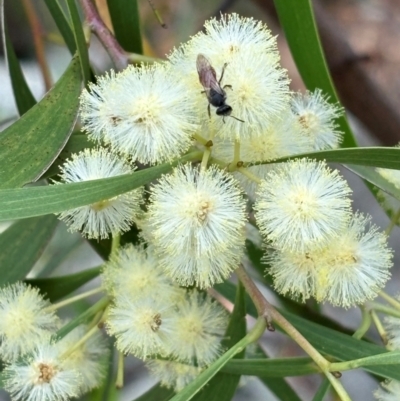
[78,0,128,71]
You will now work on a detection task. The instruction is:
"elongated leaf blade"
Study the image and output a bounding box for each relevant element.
[41,134,95,179]
[0,56,82,189]
[107,0,143,54]
[222,357,316,377]
[273,0,356,148]
[1,2,36,115]
[43,0,76,54]
[26,266,101,302]
[0,215,58,286]
[55,296,109,341]
[269,147,400,170]
[133,384,175,401]
[0,152,201,221]
[346,164,400,201]
[66,0,90,84]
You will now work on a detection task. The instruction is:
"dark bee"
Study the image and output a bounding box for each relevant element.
[196,54,244,123]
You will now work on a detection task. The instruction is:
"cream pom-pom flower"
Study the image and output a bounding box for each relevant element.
[0,282,59,362]
[146,359,202,392]
[212,108,311,197]
[266,249,319,303]
[101,244,182,300]
[4,344,81,401]
[80,70,123,142]
[146,164,247,288]
[314,213,392,307]
[267,213,392,307]
[82,62,199,164]
[56,147,143,240]
[166,290,229,366]
[57,325,109,393]
[254,159,352,253]
[106,293,176,359]
[290,89,344,150]
[168,14,290,141]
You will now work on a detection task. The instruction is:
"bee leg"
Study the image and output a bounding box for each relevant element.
[201,90,206,94]
[223,84,232,91]
[218,62,228,85]
[207,103,211,119]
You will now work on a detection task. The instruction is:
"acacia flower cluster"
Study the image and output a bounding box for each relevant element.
[0,282,108,401]
[103,245,229,388]
[36,12,396,398]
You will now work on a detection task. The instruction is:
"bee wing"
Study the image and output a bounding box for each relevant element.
[196,54,218,91]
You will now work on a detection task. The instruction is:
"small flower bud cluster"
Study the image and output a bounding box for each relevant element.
[0,282,109,401]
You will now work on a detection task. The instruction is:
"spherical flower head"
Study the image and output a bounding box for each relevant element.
[147,164,247,288]
[290,89,344,150]
[106,293,176,359]
[166,290,229,366]
[212,109,311,197]
[56,147,143,239]
[314,213,392,307]
[266,249,318,302]
[97,62,199,164]
[57,325,109,393]
[80,70,123,142]
[254,159,353,253]
[0,282,59,362]
[146,359,202,392]
[168,14,290,141]
[374,380,400,401]
[101,243,182,300]
[4,344,81,401]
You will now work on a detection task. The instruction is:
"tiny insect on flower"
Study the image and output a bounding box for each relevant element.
[196,53,244,123]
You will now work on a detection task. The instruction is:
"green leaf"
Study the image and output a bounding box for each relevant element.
[87,341,119,401]
[25,266,101,302]
[0,215,58,286]
[273,0,356,148]
[1,2,36,115]
[0,151,201,221]
[346,164,400,201]
[54,296,109,341]
[40,134,95,179]
[246,345,302,401]
[222,357,316,377]
[312,378,330,401]
[268,147,400,170]
[0,55,82,189]
[43,0,76,54]
[259,376,302,401]
[66,0,90,84]
[133,384,175,401]
[215,281,400,381]
[192,282,247,401]
[107,0,142,54]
